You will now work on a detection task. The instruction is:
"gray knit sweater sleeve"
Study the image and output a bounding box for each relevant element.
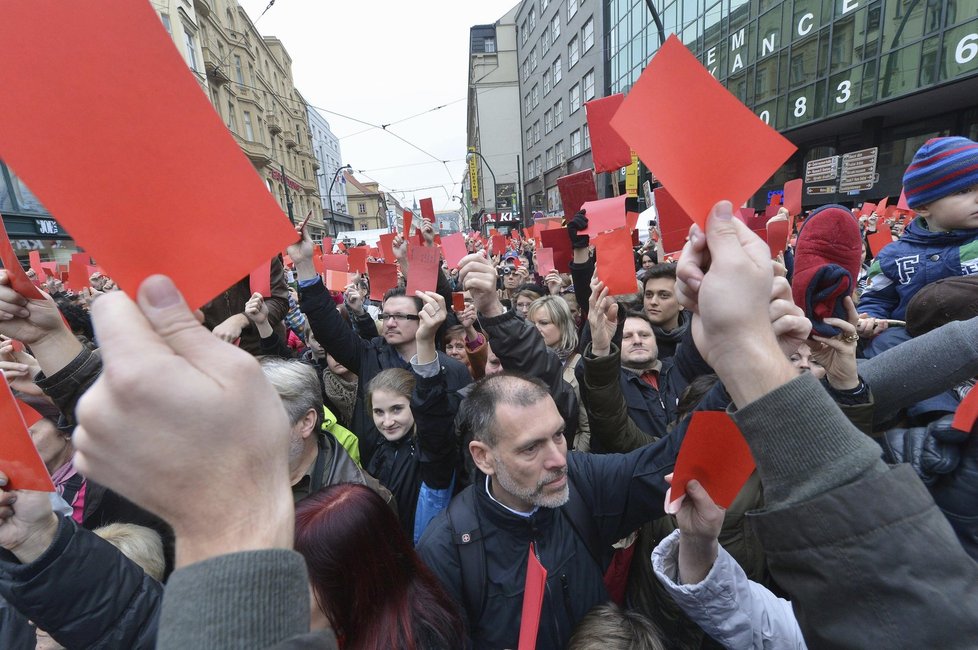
[157,549,314,650]
[858,315,978,428]
[731,372,886,508]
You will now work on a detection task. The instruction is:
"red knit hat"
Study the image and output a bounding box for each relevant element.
[791,205,864,337]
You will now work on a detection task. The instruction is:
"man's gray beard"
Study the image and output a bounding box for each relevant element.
[493,457,570,509]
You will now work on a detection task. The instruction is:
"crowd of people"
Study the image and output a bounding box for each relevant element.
[0,135,977,649]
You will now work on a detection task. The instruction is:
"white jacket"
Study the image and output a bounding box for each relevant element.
[651,530,806,650]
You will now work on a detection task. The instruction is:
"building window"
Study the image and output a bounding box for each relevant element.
[533,121,541,143]
[160,12,172,34]
[530,47,537,71]
[521,20,528,44]
[183,29,199,72]
[227,101,237,132]
[544,109,553,133]
[554,99,563,125]
[484,37,496,53]
[544,69,552,95]
[583,69,595,100]
[568,36,579,68]
[542,0,550,9]
[551,15,560,40]
[547,185,561,211]
[234,56,244,84]
[358,202,367,214]
[529,6,536,31]
[532,84,539,108]
[526,127,533,149]
[522,60,529,82]
[542,31,551,55]
[552,57,562,84]
[582,17,594,52]
[524,93,532,116]
[535,156,542,176]
[568,0,578,21]
[546,147,555,168]
[360,222,369,230]
[555,140,565,163]
[243,111,255,141]
[571,129,582,156]
[570,83,581,113]
[583,123,590,150]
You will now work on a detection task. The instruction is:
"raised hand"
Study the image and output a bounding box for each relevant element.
[459,252,502,318]
[415,291,447,364]
[587,276,619,357]
[244,292,270,327]
[810,296,860,390]
[0,471,59,564]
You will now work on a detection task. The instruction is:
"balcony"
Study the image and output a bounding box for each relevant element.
[193,0,212,18]
[266,113,282,134]
[239,139,272,167]
[205,60,230,86]
[283,131,298,149]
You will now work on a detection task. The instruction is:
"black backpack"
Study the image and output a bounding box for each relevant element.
[444,475,607,633]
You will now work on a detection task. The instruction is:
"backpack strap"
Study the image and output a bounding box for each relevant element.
[445,487,485,635]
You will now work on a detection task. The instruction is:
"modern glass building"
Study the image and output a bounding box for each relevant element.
[607,0,978,206]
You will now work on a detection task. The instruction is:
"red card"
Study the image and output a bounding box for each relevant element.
[897,188,910,211]
[0,215,43,298]
[868,224,894,257]
[783,179,802,216]
[379,233,397,262]
[556,170,598,219]
[402,210,414,237]
[735,207,755,224]
[337,241,347,252]
[766,219,789,258]
[248,259,272,298]
[490,235,507,256]
[952,383,978,434]
[15,399,44,428]
[441,232,468,269]
[584,94,633,173]
[593,227,637,296]
[0,0,297,310]
[536,248,556,276]
[66,253,91,292]
[323,255,350,272]
[877,196,889,213]
[452,292,466,312]
[610,35,796,228]
[405,244,440,295]
[764,204,781,219]
[312,253,325,276]
[654,187,694,236]
[28,251,47,283]
[525,225,536,240]
[579,195,628,236]
[41,263,59,278]
[324,270,355,292]
[860,202,877,218]
[517,543,547,650]
[348,247,368,274]
[670,411,754,509]
[366,262,398,302]
[419,198,435,221]
[0,380,55,492]
[539,228,574,273]
[321,237,333,255]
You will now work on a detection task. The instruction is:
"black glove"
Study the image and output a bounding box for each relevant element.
[881,416,964,486]
[567,210,589,249]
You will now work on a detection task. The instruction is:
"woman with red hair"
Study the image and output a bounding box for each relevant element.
[294,483,465,649]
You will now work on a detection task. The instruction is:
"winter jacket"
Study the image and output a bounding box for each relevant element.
[652,530,805,650]
[0,516,161,649]
[416,443,676,650]
[299,278,471,465]
[859,217,978,319]
[652,309,692,360]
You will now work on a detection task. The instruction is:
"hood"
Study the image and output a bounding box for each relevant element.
[901,217,978,245]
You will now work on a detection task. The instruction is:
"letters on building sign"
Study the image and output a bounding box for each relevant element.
[268,169,303,193]
[37,220,59,235]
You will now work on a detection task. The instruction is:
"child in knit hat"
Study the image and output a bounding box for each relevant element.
[857,136,978,344]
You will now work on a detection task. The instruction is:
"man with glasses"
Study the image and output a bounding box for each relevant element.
[288,229,472,466]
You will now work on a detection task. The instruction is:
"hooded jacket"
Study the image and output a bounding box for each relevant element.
[859,218,978,319]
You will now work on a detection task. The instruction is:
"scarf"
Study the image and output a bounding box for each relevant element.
[322,370,357,425]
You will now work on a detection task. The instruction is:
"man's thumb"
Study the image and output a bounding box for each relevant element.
[137,275,227,363]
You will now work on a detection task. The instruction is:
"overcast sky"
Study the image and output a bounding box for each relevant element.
[238,0,521,213]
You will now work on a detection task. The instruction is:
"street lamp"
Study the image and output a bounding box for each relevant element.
[327,164,353,237]
[466,150,497,212]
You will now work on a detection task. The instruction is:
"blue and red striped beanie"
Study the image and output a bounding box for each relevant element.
[903,136,978,209]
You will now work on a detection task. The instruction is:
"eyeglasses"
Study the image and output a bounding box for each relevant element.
[379,313,420,322]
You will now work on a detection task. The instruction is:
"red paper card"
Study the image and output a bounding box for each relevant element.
[556,170,598,219]
[579,195,628,236]
[337,241,347,252]
[0,215,43,298]
[868,224,894,257]
[584,94,633,173]
[735,207,755,224]
[323,255,350,272]
[593,227,637,296]
[348,247,368,274]
[610,35,796,229]
[402,210,414,237]
[654,187,694,236]
[517,543,548,650]
[764,204,781,219]
[324,270,356,292]
[366,262,398,302]
[452,292,466,312]
[0,380,55,492]
[860,202,877,218]
[536,248,556,276]
[66,253,91,292]
[248,259,272,298]
[539,228,574,273]
[490,235,507,256]
[670,411,754,509]
[405,244,440,295]
[441,232,468,269]
[897,188,910,211]
[16,399,44,428]
[419,198,435,221]
[783,178,802,216]
[952,383,978,434]
[766,219,790,258]
[525,225,536,240]
[877,196,889,213]
[312,254,325,276]
[0,0,297,310]
[379,233,397,262]
[28,251,47,283]
[321,237,333,255]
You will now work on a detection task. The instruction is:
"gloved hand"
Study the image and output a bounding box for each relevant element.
[881,415,964,486]
[567,210,589,249]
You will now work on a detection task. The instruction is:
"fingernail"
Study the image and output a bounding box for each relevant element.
[713,201,734,221]
[140,275,181,309]
[688,278,701,291]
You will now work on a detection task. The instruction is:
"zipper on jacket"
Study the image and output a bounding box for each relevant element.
[560,574,575,625]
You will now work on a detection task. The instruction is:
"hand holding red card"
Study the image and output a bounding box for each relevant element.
[441,232,468,269]
[419,198,434,220]
[0,380,55,492]
[579,196,628,236]
[0,215,43,299]
[536,248,556,276]
[556,170,598,218]
[593,227,637,296]
[667,411,754,511]
[366,262,398,301]
[405,244,440,295]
